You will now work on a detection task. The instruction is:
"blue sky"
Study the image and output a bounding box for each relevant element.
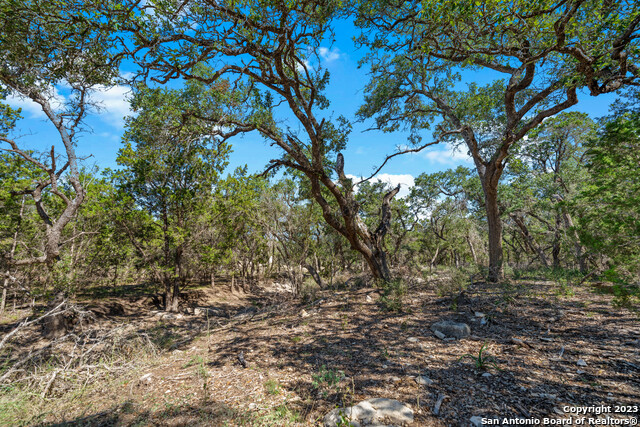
[4,20,618,198]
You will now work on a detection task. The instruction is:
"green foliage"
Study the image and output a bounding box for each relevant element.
[591,282,640,312]
[0,0,122,90]
[211,168,270,279]
[0,88,21,136]
[610,285,640,311]
[554,278,575,298]
[458,343,500,371]
[577,110,640,283]
[113,79,233,307]
[255,403,302,426]
[336,409,355,427]
[0,154,43,253]
[263,379,280,396]
[117,82,232,218]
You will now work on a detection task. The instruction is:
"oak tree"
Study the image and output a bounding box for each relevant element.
[122,0,401,281]
[357,0,640,281]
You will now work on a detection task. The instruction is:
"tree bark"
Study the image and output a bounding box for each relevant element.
[466,235,478,265]
[484,182,504,282]
[510,213,550,268]
[307,154,400,282]
[552,213,562,269]
[304,263,323,288]
[1,275,8,316]
[430,244,440,272]
[161,210,177,312]
[2,197,25,316]
[164,280,180,313]
[554,195,586,273]
[562,211,586,273]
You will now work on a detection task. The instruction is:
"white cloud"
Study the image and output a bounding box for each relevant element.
[346,173,415,199]
[422,143,471,165]
[98,131,120,142]
[318,47,341,63]
[91,84,131,129]
[5,84,130,129]
[296,47,342,72]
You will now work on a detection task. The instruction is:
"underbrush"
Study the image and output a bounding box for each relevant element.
[511,267,584,282]
[0,306,160,426]
[430,266,474,298]
[510,266,639,311]
[376,278,407,312]
[591,282,640,311]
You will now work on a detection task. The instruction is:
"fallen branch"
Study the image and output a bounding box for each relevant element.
[433,393,447,416]
[0,342,57,383]
[41,369,59,399]
[510,337,535,349]
[0,300,66,352]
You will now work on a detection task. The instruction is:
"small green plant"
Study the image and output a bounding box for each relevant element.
[290,336,302,343]
[336,408,354,427]
[458,343,500,371]
[512,268,523,280]
[377,279,407,312]
[379,347,390,360]
[148,324,178,349]
[312,365,345,398]
[264,379,280,396]
[341,314,349,331]
[300,280,320,304]
[183,355,205,369]
[435,267,471,299]
[182,355,210,400]
[187,355,209,401]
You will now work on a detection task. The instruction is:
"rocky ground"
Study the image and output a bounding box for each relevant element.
[0,273,639,426]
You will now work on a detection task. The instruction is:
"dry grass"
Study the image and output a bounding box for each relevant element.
[0,274,638,426]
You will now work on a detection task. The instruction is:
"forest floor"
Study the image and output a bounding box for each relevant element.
[1,272,639,426]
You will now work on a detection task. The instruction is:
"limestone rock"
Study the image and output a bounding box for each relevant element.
[139,373,153,384]
[366,398,413,425]
[324,398,413,427]
[351,401,376,424]
[193,307,223,317]
[416,375,433,386]
[430,320,471,339]
[433,330,446,340]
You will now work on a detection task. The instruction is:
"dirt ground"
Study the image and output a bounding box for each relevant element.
[1,274,639,426]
